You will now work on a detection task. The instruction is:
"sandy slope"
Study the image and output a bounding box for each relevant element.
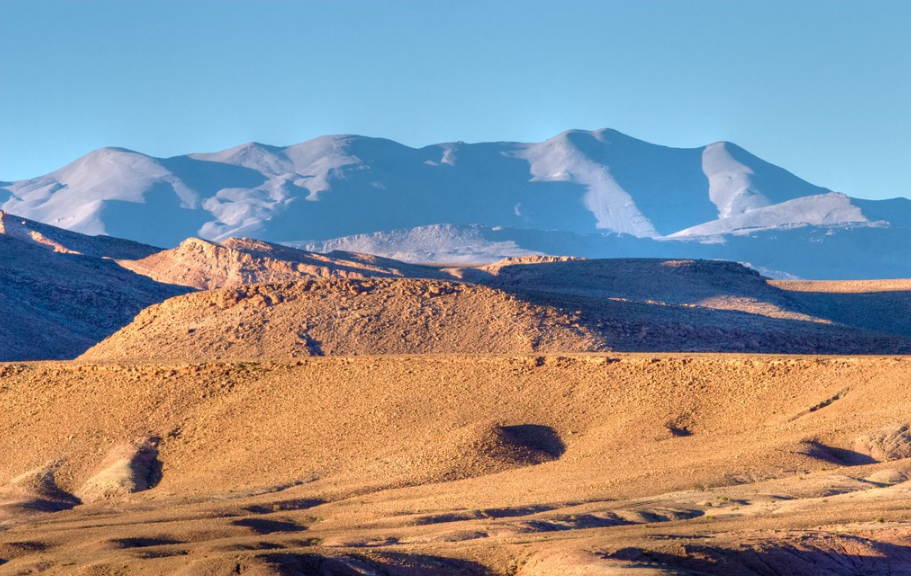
[2,355,911,574]
[79,278,602,361]
[119,236,445,290]
[80,263,911,362]
[0,214,449,360]
[7,211,911,362]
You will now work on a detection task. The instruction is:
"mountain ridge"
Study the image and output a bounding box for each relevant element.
[5,212,911,360]
[3,128,909,278]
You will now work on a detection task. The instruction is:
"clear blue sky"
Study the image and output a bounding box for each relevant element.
[1,0,908,199]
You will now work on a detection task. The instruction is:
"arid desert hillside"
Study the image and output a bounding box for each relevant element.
[2,355,911,574]
[467,256,911,339]
[79,278,603,361]
[0,214,448,360]
[7,212,911,361]
[118,236,446,290]
[5,212,911,574]
[81,271,911,362]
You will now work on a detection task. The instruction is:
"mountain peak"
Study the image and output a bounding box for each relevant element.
[224,141,284,154]
[72,146,146,165]
[2,128,905,279]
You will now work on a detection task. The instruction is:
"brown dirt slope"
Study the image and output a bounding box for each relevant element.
[79,278,602,361]
[6,211,911,359]
[119,236,446,290]
[2,355,911,574]
[82,271,911,361]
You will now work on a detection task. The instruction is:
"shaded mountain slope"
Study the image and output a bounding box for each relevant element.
[773,278,911,340]
[463,257,808,315]
[457,257,911,348]
[0,210,160,260]
[0,232,190,361]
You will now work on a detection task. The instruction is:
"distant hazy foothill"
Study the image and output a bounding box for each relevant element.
[3,128,910,279]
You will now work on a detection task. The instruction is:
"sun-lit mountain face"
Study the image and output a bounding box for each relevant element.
[4,129,908,279]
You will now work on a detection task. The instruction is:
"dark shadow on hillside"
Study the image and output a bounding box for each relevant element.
[502,424,565,458]
[244,498,326,515]
[232,518,307,535]
[606,536,911,575]
[794,440,877,466]
[100,183,213,248]
[0,236,192,361]
[109,537,183,549]
[260,551,496,575]
[160,155,267,195]
[476,258,911,354]
[779,289,911,339]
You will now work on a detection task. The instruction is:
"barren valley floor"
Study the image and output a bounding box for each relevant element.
[1,354,911,575]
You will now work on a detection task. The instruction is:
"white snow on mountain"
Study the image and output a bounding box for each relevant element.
[299,224,545,264]
[703,142,772,218]
[514,130,658,237]
[671,192,870,238]
[0,129,906,259]
[2,148,199,235]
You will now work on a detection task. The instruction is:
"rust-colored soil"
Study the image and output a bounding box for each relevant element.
[79,278,602,361]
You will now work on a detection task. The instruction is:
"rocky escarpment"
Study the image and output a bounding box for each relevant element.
[118,236,446,290]
[80,278,604,361]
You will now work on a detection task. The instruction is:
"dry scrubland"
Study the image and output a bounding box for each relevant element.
[6,214,911,573]
[79,261,911,362]
[2,355,911,574]
[6,209,911,360]
[79,278,602,361]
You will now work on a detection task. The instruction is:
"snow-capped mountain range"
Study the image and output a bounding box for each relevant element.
[2,128,909,278]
